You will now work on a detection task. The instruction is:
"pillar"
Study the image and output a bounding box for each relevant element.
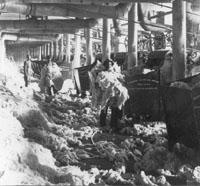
[45,43,49,57]
[73,31,81,68]
[63,34,71,79]
[55,39,59,58]
[0,38,6,63]
[102,18,111,62]
[85,28,93,65]
[73,30,81,91]
[48,43,51,56]
[127,3,138,70]
[39,46,42,60]
[65,34,71,64]
[60,34,64,60]
[42,45,46,57]
[172,0,186,80]
[113,35,120,54]
[41,45,44,58]
[44,44,46,57]
[50,41,54,57]
[53,41,56,57]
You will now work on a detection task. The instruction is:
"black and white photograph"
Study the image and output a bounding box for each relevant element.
[0,0,199,185]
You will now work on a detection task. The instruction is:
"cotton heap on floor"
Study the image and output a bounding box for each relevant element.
[1,59,200,186]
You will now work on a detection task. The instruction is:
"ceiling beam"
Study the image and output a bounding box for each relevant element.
[2,29,76,34]
[0,19,97,33]
[21,29,76,34]
[2,33,57,41]
[4,0,173,4]
[0,2,131,19]
[66,3,132,19]
[1,29,75,35]
[6,41,49,47]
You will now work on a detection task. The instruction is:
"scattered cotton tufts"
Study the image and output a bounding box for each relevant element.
[59,79,75,93]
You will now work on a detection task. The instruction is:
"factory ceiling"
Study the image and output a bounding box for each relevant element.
[0,0,198,44]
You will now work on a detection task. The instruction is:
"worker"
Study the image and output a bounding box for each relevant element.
[39,56,64,97]
[23,54,32,87]
[90,58,129,132]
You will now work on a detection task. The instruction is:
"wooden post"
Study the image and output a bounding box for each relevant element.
[172,0,186,80]
[43,43,47,57]
[50,41,54,57]
[45,44,47,56]
[39,46,42,60]
[35,47,38,59]
[85,28,93,65]
[44,44,47,57]
[41,45,43,58]
[102,18,111,62]
[113,35,120,54]
[61,34,71,80]
[73,31,81,68]
[42,45,46,57]
[128,3,138,70]
[53,41,56,57]
[55,39,59,58]
[47,43,51,56]
[33,48,35,57]
[73,31,81,92]
[28,48,31,57]
[0,37,6,62]
[32,48,35,57]
[65,34,71,64]
[60,34,64,60]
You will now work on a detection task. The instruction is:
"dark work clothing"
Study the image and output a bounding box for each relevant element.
[24,60,31,87]
[100,106,108,127]
[24,75,29,87]
[47,85,58,96]
[110,107,123,130]
[100,106,123,130]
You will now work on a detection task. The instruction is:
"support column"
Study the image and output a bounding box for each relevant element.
[33,48,35,58]
[55,39,59,59]
[44,44,47,57]
[53,41,56,57]
[65,34,71,64]
[113,35,120,54]
[0,38,6,63]
[35,47,38,59]
[48,43,51,57]
[41,45,43,58]
[28,48,31,57]
[85,28,93,65]
[50,41,54,57]
[127,3,138,70]
[39,46,42,60]
[43,45,46,57]
[102,18,111,62]
[29,48,32,57]
[73,31,81,92]
[63,34,71,79]
[172,0,186,80]
[60,34,64,60]
[45,43,49,57]
[41,45,44,59]
[33,48,35,57]
[73,31,81,68]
